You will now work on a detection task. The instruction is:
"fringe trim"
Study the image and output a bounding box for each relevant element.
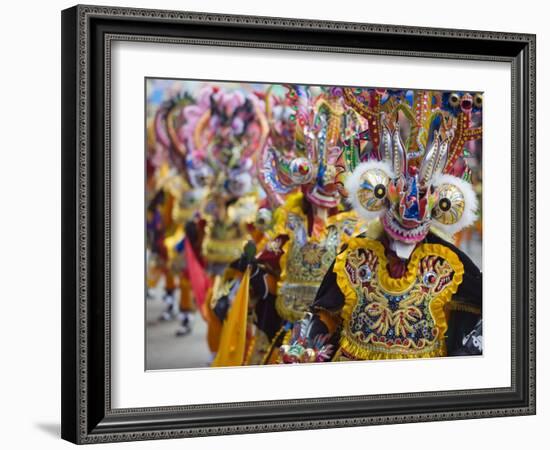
[243,335,256,366]
[447,300,481,315]
[338,337,447,360]
[334,237,465,351]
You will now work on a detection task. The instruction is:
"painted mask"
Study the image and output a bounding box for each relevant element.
[164,86,268,202]
[345,90,481,258]
[258,85,348,209]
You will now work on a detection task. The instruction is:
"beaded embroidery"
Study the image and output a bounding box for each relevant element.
[275,209,363,322]
[334,237,464,360]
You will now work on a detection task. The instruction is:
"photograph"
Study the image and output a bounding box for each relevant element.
[145,79,484,370]
[0,0,544,447]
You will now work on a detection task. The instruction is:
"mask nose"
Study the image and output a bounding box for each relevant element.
[402,177,420,221]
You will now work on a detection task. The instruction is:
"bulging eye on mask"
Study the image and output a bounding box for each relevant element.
[181,188,207,208]
[226,172,253,197]
[288,157,315,185]
[346,160,478,246]
[186,159,214,189]
[254,208,274,231]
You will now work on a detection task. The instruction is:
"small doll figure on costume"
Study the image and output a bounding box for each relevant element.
[280,89,483,363]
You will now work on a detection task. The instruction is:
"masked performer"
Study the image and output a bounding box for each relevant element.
[146,172,178,319]
[162,85,268,352]
[147,95,209,334]
[280,89,483,363]
[162,174,208,335]
[146,109,184,321]
[214,85,369,366]
[440,92,483,251]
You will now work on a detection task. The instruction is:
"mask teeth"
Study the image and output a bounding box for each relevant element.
[383,211,430,243]
[307,186,339,208]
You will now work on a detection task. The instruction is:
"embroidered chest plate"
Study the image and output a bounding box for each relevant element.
[203,219,249,265]
[276,212,359,322]
[336,239,464,360]
[202,195,257,265]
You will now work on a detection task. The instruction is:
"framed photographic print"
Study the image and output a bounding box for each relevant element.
[61,4,536,444]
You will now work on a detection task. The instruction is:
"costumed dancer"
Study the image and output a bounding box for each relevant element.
[149,94,208,333]
[162,174,208,335]
[163,85,269,355]
[215,85,368,366]
[146,174,178,318]
[280,88,483,363]
[146,109,182,320]
[439,92,483,252]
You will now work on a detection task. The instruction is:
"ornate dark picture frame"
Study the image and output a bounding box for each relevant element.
[61,4,536,444]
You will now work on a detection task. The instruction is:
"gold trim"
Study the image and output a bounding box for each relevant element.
[334,237,464,360]
[274,193,362,322]
[260,326,287,365]
[243,335,256,366]
[337,340,447,360]
[447,300,481,315]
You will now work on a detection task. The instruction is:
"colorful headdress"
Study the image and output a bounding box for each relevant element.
[164,86,269,201]
[258,85,350,209]
[345,89,482,257]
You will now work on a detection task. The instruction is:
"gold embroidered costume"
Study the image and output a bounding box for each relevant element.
[333,237,464,360]
[279,88,483,364]
[201,193,259,267]
[274,196,363,322]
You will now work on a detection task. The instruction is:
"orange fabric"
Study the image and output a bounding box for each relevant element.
[212,267,251,367]
[317,309,341,334]
[250,228,264,245]
[265,273,277,295]
[147,267,162,288]
[179,277,195,312]
[165,271,176,290]
[203,289,222,353]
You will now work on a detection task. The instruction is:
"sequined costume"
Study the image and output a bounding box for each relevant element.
[214,85,368,365]
[252,196,364,364]
[159,85,269,352]
[162,174,207,335]
[147,98,208,333]
[161,88,265,265]
[281,89,483,363]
